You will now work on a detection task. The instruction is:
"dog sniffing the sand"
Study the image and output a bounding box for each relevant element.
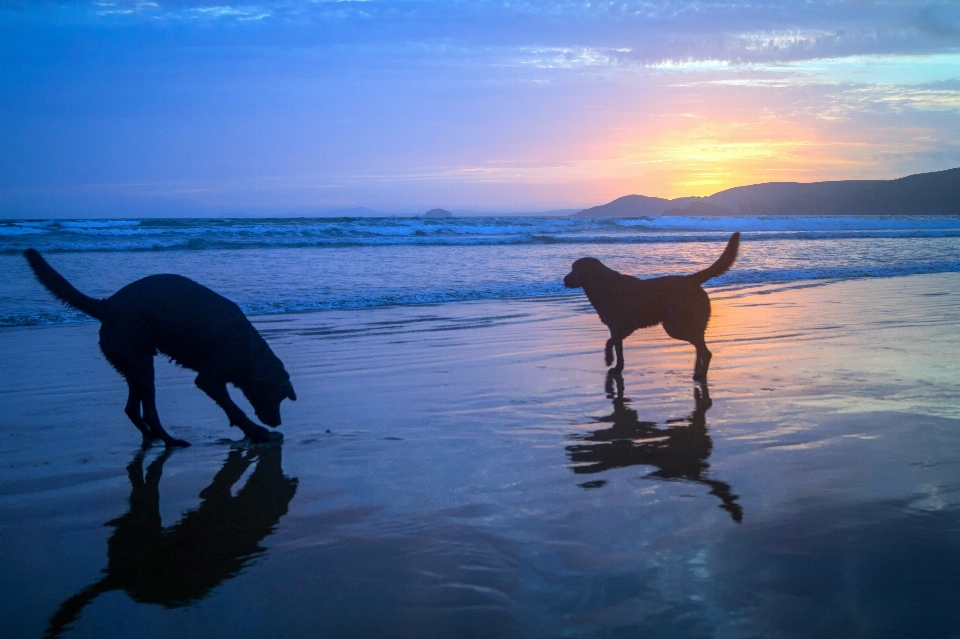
[563,233,740,381]
[24,249,296,447]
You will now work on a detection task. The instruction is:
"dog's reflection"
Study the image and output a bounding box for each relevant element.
[567,371,742,522]
[45,444,298,638]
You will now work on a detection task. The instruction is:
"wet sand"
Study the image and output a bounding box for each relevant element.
[4,273,960,638]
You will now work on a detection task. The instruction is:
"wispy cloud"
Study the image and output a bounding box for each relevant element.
[188,5,271,20]
[15,1,959,65]
[1,0,959,213]
[93,0,159,15]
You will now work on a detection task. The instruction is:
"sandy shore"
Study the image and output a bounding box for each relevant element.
[4,274,960,638]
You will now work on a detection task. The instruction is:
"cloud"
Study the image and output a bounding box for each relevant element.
[188,5,271,20]
[5,1,958,65]
[1,0,958,213]
[92,0,159,15]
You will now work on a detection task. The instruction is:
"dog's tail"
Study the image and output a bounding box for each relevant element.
[44,577,112,639]
[689,232,740,285]
[24,249,106,321]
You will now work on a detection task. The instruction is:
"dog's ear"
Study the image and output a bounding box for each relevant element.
[286,382,297,401]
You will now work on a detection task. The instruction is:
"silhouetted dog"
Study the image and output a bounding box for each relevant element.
[24,249,296,446]
[567,371,742,522]
[563,233,740,381]
[44,445,298,638]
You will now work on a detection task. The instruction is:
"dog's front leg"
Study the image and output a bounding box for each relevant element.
[605,335,625,370]
[614,339,625,371]
[195,375,275,443]
[199,449,254,500]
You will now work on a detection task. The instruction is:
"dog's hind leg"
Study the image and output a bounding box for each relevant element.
[140,390,190,448]
[123,385,158,443]
[662,289,712,382]
[101,327,186,446]
[194,374,274,443]
[122,354,189,448]
[605,338,615,366]
[662,323,712,382]
[692,338,712,383]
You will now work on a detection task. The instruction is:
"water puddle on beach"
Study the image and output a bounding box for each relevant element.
[4,273,960,638]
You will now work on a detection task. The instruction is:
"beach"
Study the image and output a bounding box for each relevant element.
[8,0,960,633]
[4,272,960,638]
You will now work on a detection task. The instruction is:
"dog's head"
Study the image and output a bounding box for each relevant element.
[241,341,297,428]
[564,257,607,289]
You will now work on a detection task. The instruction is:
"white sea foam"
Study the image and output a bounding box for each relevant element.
[0,226,45,236]
[3,215,960,254]
[57,220,141,229]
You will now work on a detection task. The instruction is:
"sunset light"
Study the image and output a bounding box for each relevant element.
[3,3,958,214]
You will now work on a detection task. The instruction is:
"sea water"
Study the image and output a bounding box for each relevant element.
[3,215,960,325]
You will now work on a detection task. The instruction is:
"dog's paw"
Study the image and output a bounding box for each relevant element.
[246,425,282,443]
[605,353,614,366]
[165,438,191,448]
[254,430,283,443]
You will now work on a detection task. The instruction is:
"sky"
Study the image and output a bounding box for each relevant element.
[1,1,959,216]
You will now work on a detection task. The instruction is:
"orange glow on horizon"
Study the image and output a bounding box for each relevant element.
[348,68,957,211]
[621,117,845,198]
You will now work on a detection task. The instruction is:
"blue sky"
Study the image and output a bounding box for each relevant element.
[2,1,959,216]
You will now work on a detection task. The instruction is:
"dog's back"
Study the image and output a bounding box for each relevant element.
[581,270,696,337]
[105,274,258,370]
[603,274,696,335]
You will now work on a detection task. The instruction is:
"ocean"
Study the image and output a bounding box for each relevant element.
[4,215,960,326]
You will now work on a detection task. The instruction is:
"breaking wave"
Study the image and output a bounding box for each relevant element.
[4,215,960,253]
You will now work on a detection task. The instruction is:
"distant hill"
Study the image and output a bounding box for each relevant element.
[573,167,960,217]
[423,208,453,218]
[576,195,672,217]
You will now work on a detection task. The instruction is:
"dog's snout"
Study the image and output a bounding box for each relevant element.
[256,407,282,428]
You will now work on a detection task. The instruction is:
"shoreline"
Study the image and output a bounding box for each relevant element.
[0,271,946,330]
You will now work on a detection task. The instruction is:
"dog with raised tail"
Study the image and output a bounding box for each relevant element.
[563,232,740,382]
[24,249,296,447]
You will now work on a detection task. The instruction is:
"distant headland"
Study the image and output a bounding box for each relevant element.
[573,167,960,217]
[423,208,454,218]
